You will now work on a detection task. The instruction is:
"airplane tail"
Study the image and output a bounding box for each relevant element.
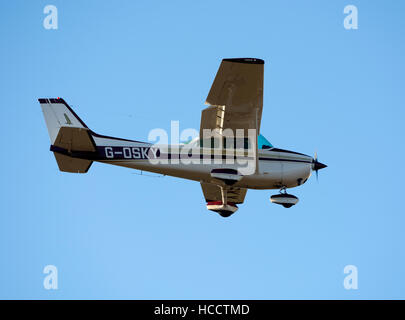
[38,98,95,173]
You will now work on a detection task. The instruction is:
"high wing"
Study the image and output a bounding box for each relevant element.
[200,58,264,208]
[200,182,247,205]
[199,58,264,209]
[200,58,264,137]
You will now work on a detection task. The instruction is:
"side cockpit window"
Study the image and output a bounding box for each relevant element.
[199,137,251,149]
[198,134,272,150]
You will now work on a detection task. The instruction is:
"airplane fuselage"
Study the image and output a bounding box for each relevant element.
[51,134,313,190]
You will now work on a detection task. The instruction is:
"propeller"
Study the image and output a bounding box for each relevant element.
[312,152,327,181]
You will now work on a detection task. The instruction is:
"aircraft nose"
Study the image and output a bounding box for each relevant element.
[312,160,327,171]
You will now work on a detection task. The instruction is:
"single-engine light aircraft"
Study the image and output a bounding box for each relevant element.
[39,58,326,217]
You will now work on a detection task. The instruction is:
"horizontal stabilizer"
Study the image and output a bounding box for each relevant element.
[54,153,92,173]
[52,127,95,173]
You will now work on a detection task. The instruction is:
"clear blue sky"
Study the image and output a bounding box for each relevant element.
[1,0,404,299]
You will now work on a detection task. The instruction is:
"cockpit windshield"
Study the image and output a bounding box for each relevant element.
[258,134,273,149]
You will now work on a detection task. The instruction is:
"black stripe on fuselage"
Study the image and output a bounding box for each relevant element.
[266,148,309,157]
[50,145,312,164]
[258,157,312,164]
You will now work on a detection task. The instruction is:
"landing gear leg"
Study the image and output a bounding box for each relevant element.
[220,186,227,205]
[279,186,287,194]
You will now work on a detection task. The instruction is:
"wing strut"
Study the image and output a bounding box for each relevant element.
[255,107,259,175]
[221,186,227,205]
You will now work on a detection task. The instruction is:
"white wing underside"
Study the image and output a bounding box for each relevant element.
[200,58,264,138]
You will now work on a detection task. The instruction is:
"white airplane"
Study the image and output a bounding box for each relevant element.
[39,58,326,217]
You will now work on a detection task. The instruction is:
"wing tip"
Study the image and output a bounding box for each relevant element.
[222,58,264,65]
[38,97,66,104]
